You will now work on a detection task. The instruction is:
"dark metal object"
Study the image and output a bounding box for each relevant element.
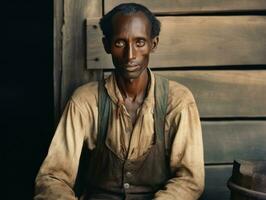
[228,160,266,200]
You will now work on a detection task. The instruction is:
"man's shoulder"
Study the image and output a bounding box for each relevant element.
[71,81,99,105]
[167,79,196,106]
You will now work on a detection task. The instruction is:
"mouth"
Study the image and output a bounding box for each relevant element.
[125,63,140,72]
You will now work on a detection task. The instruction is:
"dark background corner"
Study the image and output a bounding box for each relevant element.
[1,1,54,199]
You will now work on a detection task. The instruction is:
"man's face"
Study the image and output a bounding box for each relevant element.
[104,12,158,80]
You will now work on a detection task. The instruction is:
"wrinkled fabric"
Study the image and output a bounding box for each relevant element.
[34,70,205,200]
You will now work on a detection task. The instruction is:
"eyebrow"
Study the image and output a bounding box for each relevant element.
[135,37,146,40]
[113,36,147,41]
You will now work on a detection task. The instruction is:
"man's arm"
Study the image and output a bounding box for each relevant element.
[34,98,89,200]
[154,99,205,200]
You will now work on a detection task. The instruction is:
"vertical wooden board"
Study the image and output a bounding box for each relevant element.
[200,165,232,200]
[87,16,266,69]
[61,0,103,113]
[54,0,64,122]
[155,70,266,117]
[202,121,266,163]
[86,18,111,69]
[105,0,266,14]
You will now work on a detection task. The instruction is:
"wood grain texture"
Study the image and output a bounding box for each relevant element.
[202,121,266,164]
[61,0,103,113]
[105,0,266,14]
[87,16,266,69]
[200,165,232,200]
[155,70,266,117]
[54,0,63,122]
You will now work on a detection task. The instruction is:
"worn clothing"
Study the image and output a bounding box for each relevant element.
[34,70,204,200]
[83,75,170,200]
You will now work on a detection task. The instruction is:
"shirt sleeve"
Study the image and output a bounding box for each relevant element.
[154,101,205,200]
[34,98,89,200]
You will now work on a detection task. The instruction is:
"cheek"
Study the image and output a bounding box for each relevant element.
[111,47,120,55]
[139,48,150,60]
[111,48,124,60]
[138,53,150,68]
[137,45,150,55]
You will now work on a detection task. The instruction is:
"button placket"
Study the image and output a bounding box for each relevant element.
[124,183,130,189]
[126,171,132,178]
[123,161,132,192]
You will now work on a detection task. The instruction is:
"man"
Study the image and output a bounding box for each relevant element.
[35,3,204,200]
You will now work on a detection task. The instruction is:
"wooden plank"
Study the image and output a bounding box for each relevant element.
[202,121,266,164]
[155,70,266,117]
[54,0,63,123]
[86,18,105,68]
[105,0,266,14]
[200,165,232,200]
[86,16,266,69]
[61,0,103,112]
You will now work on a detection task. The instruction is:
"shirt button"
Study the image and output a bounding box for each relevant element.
[126,172,132,177]
[124,183,130,189]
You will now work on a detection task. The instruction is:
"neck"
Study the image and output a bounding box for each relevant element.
[115,69,149,101]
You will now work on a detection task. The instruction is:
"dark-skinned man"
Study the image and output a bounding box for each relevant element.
[34,3,204,200]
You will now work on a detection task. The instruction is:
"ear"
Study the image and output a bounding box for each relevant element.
[151,36,159,53]
[102,37,111,54]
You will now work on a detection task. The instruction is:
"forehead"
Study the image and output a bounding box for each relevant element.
[111,11,151,38]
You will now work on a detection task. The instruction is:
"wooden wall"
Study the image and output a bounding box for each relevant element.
[55,1,266,199]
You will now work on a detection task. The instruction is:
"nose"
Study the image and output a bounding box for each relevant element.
[126,43,136,61]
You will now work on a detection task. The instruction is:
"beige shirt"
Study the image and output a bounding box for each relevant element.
[34,70,204,200]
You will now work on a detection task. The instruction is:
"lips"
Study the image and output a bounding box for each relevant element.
[125,63,140,72]
[126,66,140,72]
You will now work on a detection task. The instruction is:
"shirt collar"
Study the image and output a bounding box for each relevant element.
[104,68,155,113]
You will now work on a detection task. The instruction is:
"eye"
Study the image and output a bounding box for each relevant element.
[136,39,145,47]
[114,40,125,48]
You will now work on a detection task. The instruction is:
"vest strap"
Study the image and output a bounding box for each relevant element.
[97,79,111,147]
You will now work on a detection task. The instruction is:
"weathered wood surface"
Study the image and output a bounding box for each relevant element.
[200,165,232,200]
[61,0,103,113]
[87,16,266,69]
[54,0,63,122]
[155,70,266,117]
[202,121,266,164]
[105,0,266,14]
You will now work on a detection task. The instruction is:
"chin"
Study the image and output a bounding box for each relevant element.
[122,73,139,80]
[116,68,139,79]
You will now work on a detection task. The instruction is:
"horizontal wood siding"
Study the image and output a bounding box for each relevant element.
[155,70,266,117]
[105,0,266,14]
[201,165,232,200]
[87,16,266,69]
[202,121,266,164]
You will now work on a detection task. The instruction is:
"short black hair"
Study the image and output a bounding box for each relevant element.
[99,3,161,42]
